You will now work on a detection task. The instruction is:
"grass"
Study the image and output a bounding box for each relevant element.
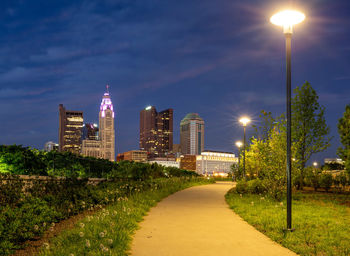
[38,177,213,256]
[225,190,350,256]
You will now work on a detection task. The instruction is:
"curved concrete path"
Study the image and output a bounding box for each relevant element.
[131,182,297,256]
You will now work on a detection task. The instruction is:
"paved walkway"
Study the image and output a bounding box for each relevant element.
[131,182,297,256]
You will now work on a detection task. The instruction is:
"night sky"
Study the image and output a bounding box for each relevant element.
[0,0,349,164]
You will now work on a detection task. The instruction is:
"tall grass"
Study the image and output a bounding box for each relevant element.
[226,191,350,256]
[39,177,212,256]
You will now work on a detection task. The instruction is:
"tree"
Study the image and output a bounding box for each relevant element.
[337,104,350,174]
[252,110,275,142]
[292,81,332,187]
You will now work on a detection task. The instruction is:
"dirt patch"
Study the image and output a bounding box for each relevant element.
[11,208,99,256]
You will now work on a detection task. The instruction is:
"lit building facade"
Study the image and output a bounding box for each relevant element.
[82,140,101,158]
[148,157,179,168]
[196,150,238,175]
[180,113,204,155]
[180,155,197,171]
[44,141,59,152]
[59,104,83,154]
[99,87,115,161]
[117,150,148,162]
[140,106,173,157]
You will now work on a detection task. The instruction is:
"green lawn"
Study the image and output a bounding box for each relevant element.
[38,178,212,256]
[225,190,350,256]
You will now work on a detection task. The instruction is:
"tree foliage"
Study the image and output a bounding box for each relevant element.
[292,81,331,185]
[0,145,197,179]
[337,104,350,174]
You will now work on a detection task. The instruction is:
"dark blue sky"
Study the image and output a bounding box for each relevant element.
[0,0,349,164]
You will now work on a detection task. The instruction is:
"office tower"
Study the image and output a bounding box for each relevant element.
[82,123,99,140]
[180,113,204,155]
[59,104,83,154]
[140,106,173,157]
[99,86,115,161]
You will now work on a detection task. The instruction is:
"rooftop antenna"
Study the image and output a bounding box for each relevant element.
[106,84,110,94]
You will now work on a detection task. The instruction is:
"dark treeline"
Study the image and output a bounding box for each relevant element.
[0,145,197,179]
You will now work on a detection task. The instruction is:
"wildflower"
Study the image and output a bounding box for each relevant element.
[99,232,105,238]
[260,197,265,200]
[34,225,39,231]
[107,238,113,245]
[104,230,108,235]
[69,254,75,256]
[280,202,284,206]
[240,194,242,198]
[79,223,85,228]
[51,222,55,227]
[49,226,54,232]
[79,232,84,238]
[43,222,46,227]
[100,243,105,249]
[43,243,50,250]
[251,201,254,206]
[85,239,91,248]
[102,247,109,252]
[275,205,278,208]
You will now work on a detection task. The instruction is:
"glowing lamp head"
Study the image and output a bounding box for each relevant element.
[236,141,243,148]
[239,117,251,127]
[145,106,152,110]
[270,10,305,34]
[313,162,318,167]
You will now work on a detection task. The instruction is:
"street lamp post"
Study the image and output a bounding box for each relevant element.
[235,141,243,180]
[270,9,305,231]
[239,117,250,179]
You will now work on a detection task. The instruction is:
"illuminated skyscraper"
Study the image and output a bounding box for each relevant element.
[58,104,83,154]
[99,85,115,161]
[140,106,173,157]
[180,113,204,155]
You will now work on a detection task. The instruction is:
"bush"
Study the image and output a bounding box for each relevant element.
[306,170,320,191]
[319,173,333,192]
[236,180,248,194]
[247,179,266,194]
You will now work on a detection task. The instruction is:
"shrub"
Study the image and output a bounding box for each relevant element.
[247,179,266,194]
[236,180,248,194]
[306,170,320,191]
[319,173,333,192]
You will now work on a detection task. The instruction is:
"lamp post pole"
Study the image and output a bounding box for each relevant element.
[270,9,305,231]
[243,125,246,179]
[285,31,292,230]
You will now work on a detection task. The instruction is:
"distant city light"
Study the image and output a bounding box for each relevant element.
[145,106,152,110]
[93,123,98,127]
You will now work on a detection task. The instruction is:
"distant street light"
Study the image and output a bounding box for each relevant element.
[239,117,251,179]
[235,141,243,181]
[313,162,318,167]
[270,9,305,231]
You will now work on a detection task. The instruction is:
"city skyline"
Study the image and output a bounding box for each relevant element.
[1,1,350,164]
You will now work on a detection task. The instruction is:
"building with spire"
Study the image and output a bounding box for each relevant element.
[99,85,115,161]
[81,85,116,161]
[180,113,204,155]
